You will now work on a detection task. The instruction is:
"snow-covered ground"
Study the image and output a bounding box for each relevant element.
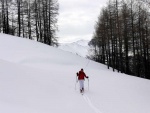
[0,33,150,113]
[58,40,90,57]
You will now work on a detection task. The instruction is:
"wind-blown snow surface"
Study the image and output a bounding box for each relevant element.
[58,40,89,57]
[0,33,150,113]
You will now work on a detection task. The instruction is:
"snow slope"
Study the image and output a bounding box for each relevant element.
[0,33,150,113]
[58,40,89,57]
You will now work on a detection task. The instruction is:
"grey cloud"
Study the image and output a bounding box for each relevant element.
[57,0,107,43]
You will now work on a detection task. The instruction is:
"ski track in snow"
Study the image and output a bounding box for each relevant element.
[82,94,103,113]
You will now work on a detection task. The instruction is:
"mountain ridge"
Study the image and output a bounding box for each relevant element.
[58,39,90,57]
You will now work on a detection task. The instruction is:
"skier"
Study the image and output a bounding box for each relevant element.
[76,68,88,93]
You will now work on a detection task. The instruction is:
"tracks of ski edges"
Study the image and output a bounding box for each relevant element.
[82,94,103,113]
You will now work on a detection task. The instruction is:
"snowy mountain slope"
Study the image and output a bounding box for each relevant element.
[0,33,150,113]
[0,59,95,113]
[58,40,90,57]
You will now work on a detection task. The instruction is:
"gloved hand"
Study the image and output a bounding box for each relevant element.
[86,76,89,78]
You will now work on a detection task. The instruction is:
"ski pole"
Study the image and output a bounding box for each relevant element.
[75,73,78,90]
[75,75,77,90]
[88,78,89,91]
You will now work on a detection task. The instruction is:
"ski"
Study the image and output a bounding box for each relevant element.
[81,91,84,95]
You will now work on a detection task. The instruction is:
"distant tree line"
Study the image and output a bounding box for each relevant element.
[0,0,59,46]
[88,0,150,79]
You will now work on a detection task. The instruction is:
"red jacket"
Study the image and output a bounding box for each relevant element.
[77,71,87,80]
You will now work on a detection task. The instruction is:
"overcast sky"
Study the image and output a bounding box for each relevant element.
[57,0,107,43]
